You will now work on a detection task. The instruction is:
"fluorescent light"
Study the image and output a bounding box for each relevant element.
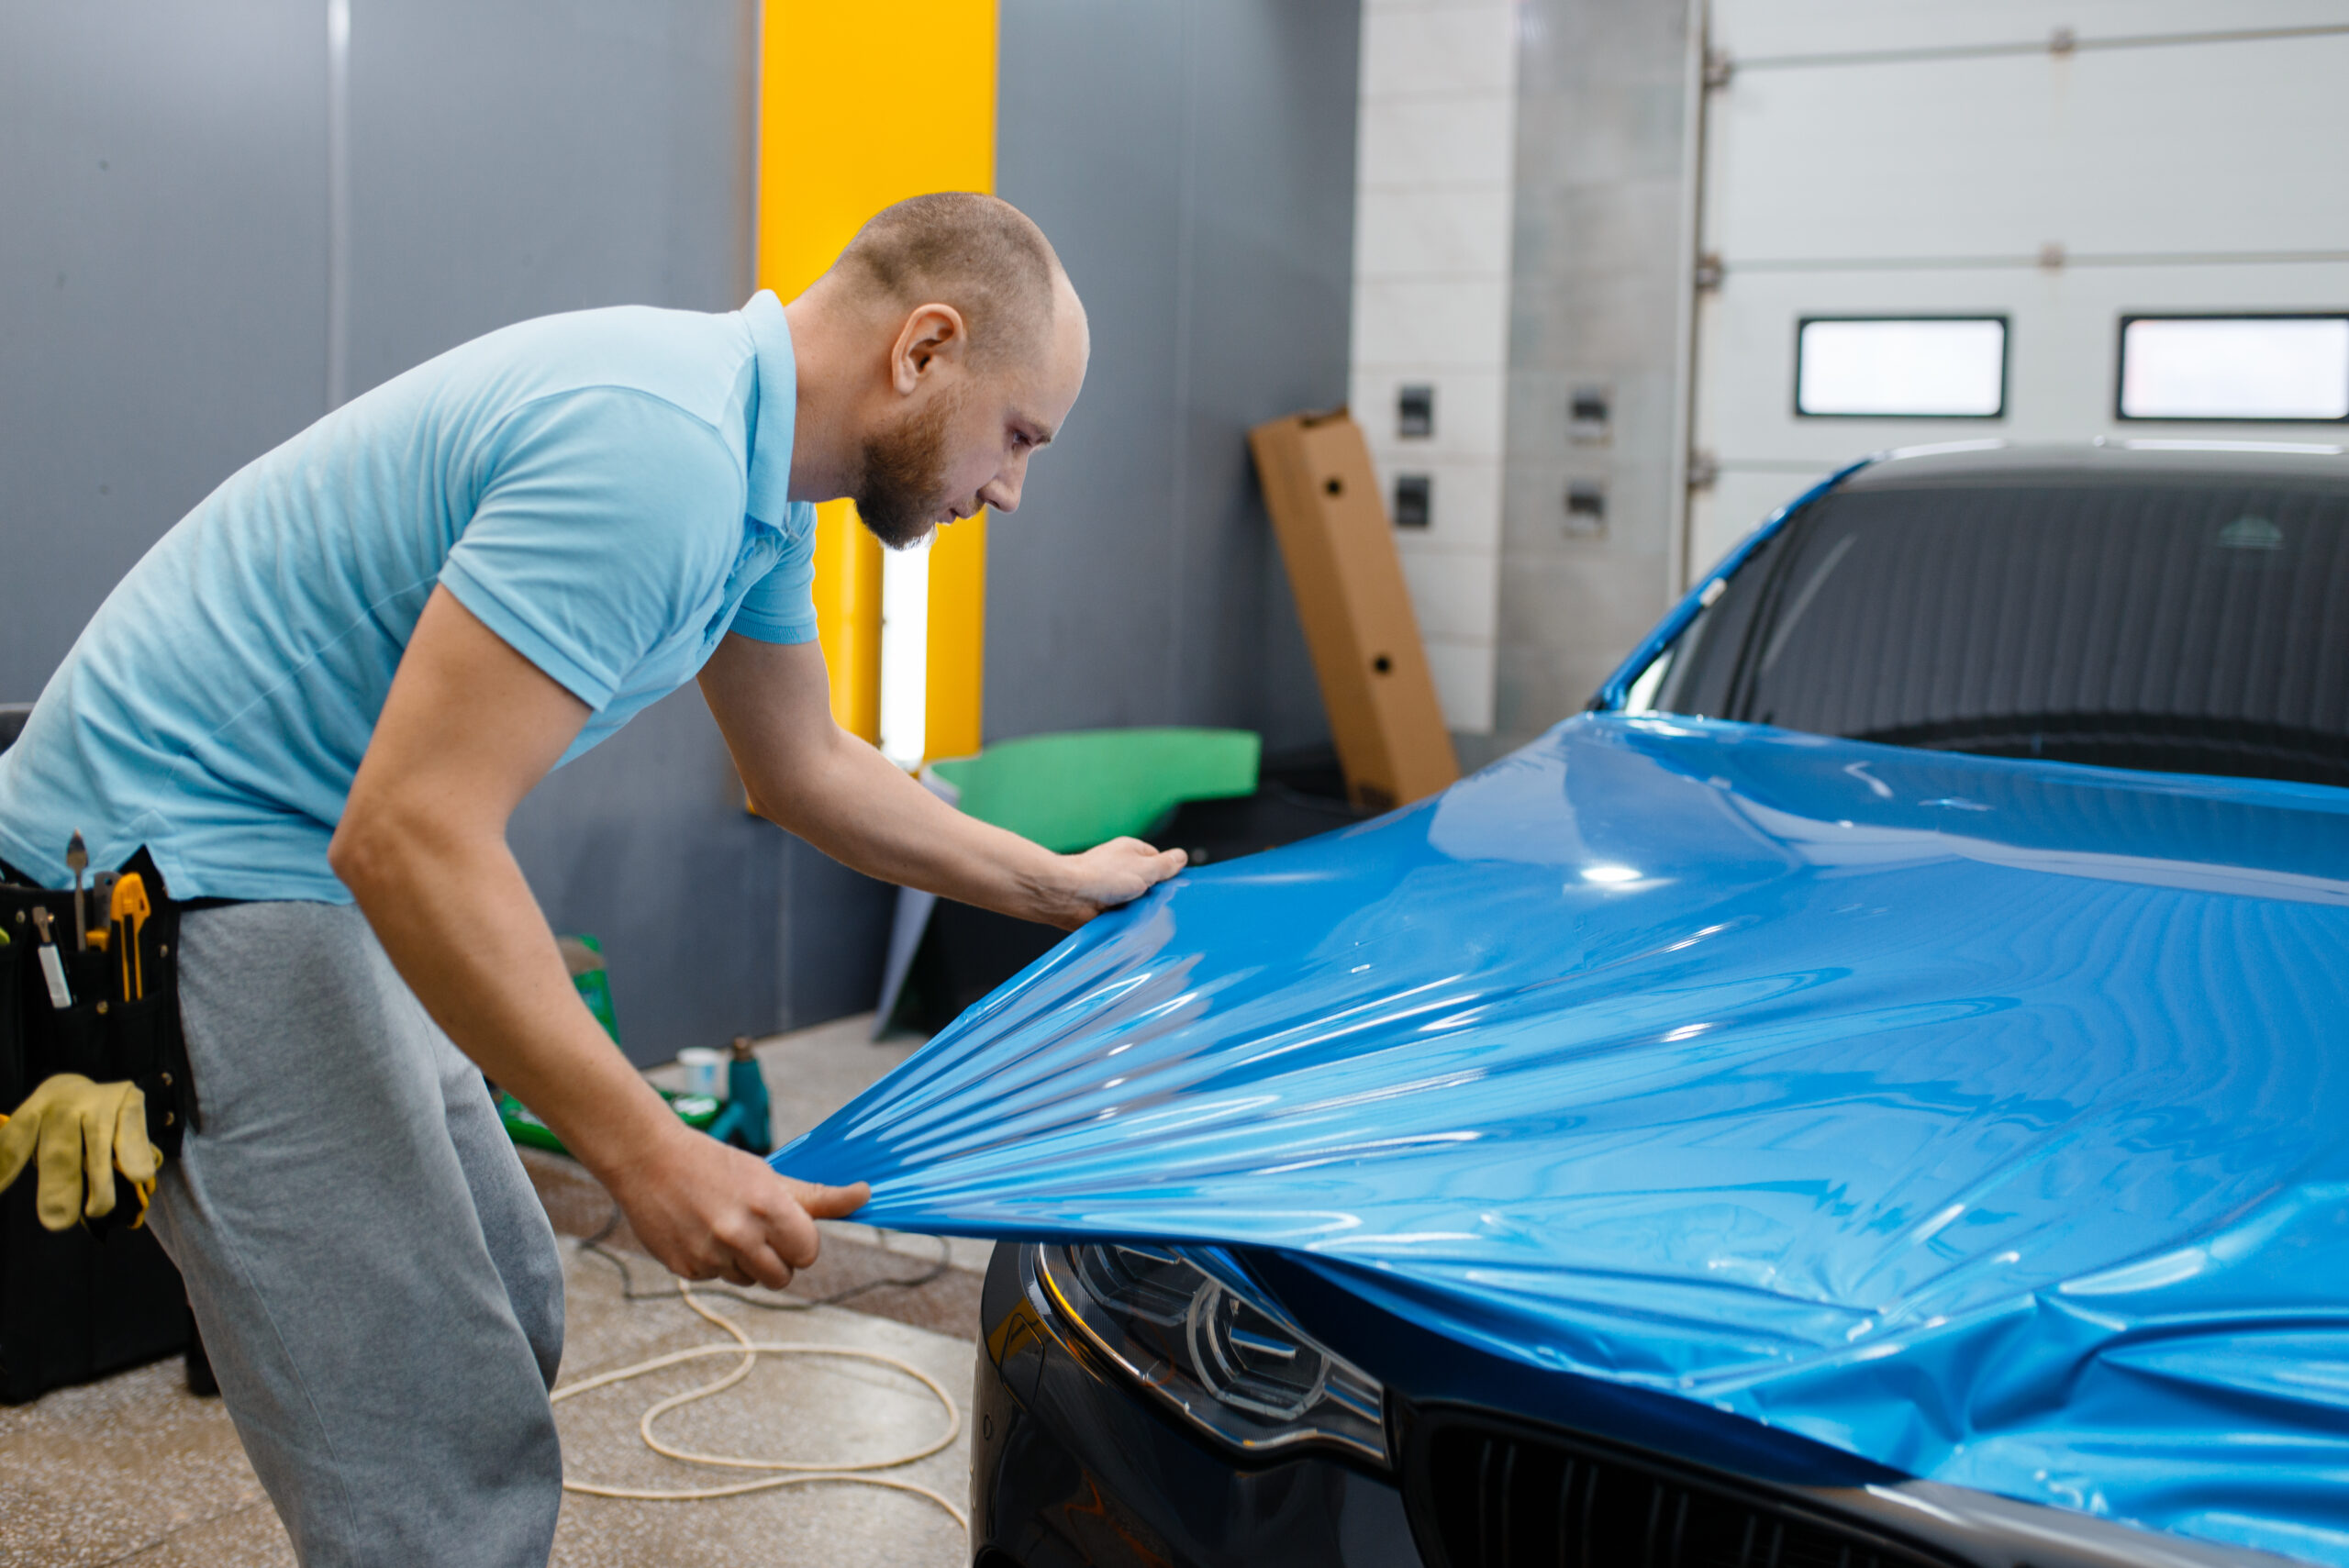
[2120,316,2349,422]
[1797,317,2007,418]
[878,535,931,769]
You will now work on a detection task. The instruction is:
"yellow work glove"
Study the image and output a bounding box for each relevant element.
[0,1073,162,1232]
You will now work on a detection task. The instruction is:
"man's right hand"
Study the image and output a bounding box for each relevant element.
[601,1119,869,1289]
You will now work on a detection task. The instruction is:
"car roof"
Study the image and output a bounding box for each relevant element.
[1842,438,2349,492]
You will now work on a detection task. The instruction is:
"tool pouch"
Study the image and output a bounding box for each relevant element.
[0,847,197,1400]
[0,848,197,1168]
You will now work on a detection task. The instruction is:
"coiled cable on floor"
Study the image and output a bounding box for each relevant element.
[577,1206,956,1311]
[551,1222,967,1531]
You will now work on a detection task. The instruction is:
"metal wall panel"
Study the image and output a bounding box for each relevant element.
[0,0,329,697]
[0,0,797,1062]
[343,0,754,395]
[1688,6,2349,578]
[1705,34,2349,263]
[988,2,1186,739]
[1711,0,2349,61]
[1702,260,2349,462]
[990,0,1358,752]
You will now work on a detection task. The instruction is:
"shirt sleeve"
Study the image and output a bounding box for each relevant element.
[438,388,746,709]
[726,502,821,645]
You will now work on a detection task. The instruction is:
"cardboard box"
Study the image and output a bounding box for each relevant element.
[1250,409,1460,811]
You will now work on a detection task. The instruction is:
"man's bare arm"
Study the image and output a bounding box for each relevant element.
[698,632,1184,930]
[330,587,866,1288]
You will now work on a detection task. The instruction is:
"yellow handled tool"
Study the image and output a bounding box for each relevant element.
[110,873,150,1002]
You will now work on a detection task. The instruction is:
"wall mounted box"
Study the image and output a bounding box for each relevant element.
[1569,385,1611,444]
[1565,480,1608,535]
[1397,384,1435,438]
[1250,410,1460,811]
[1393,473,1432,529]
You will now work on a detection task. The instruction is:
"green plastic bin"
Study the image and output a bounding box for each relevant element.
[497,932,719,1158]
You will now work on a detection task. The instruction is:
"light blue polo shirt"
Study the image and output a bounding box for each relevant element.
[0,291,818,901]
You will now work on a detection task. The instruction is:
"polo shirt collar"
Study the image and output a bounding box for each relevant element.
[741,289,798,529]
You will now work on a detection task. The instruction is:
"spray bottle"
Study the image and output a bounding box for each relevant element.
[708,1035,772,1154]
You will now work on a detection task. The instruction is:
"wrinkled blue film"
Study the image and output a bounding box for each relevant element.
[776,716,2349,1564]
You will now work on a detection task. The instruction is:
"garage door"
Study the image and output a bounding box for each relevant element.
[1687,0,2349,583]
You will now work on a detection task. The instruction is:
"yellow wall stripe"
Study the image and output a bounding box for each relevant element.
[923,510,986,761]
[757,2,996,755]
[807,498,882,740]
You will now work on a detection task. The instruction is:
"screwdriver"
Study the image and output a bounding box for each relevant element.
[65,832,88,952]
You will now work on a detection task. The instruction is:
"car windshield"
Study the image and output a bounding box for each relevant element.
[1631,473,2349,787]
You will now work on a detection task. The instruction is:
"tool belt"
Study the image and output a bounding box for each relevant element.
[0,848,198,1169]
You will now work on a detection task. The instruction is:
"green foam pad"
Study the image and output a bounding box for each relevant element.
[929,728,1260,853]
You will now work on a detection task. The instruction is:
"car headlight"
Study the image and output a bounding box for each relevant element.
[1029,1240,1389,1468]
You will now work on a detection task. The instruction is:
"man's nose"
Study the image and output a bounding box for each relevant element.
[980,467,1025,516]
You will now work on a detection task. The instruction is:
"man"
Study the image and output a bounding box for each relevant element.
[0,193,1181,1563]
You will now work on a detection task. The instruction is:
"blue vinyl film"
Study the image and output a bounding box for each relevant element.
[778,715,2349,1563]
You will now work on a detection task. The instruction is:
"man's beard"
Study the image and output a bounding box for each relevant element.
[854,391,962,550]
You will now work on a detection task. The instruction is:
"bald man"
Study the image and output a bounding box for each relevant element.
[0,193,1180,1563]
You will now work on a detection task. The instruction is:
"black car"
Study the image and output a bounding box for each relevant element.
[955,441,2349,1568]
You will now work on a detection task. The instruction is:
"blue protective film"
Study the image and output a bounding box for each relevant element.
[776,716,2349,1564]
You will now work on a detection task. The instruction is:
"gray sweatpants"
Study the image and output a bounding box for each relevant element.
[148,901,565,1567]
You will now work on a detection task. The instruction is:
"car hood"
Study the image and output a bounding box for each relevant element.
[776,715,2349,1565]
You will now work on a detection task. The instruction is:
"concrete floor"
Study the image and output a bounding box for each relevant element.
[0,1014,986,1568]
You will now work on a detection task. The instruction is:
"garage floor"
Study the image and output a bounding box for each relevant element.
[0,1014,988,1568]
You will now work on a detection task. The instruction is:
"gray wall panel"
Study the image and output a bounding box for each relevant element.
[0,0,329,696]
[1175,0,1360,746]
[0,0,818,1064]
[992,0,1357,753]
[345,0,755,393]
[989,1,1187,738]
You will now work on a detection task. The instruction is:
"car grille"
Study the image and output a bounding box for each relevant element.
[1404,1409,1959,1568]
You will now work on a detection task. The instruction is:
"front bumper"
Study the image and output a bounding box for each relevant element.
[968,1241,1421,1568]
[973,1242,2316,1568]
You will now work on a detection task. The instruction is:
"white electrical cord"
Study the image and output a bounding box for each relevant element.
[552,1272,968,1531]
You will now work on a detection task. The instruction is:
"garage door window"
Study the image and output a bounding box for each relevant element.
[2119,315,2349,423]
[1794,317,2008,419]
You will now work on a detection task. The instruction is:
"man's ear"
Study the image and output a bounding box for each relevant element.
[890,303,968,395]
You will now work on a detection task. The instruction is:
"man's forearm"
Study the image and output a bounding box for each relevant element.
[701,633,1181,931]
[334,591,864,1290]
[756,728,1083,922]
[330,811,675,1184]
